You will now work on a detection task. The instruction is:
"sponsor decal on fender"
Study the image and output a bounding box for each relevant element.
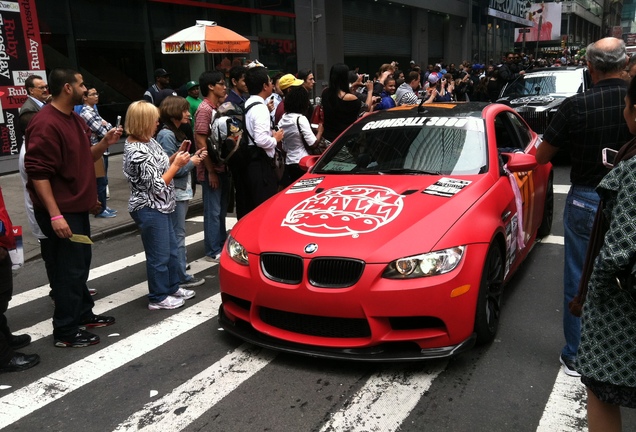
[282,185,403,238]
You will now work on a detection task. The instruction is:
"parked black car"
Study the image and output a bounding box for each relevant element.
[497,66,591,135]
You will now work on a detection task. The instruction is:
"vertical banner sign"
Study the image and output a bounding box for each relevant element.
[0,0,45,159]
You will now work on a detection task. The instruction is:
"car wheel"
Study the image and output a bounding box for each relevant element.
[537,175,554,238]
[474,243,504,345]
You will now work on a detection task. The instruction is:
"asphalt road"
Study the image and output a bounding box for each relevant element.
[1,164,635,432]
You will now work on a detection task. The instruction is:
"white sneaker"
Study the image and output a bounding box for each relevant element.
[148,295,185,310]
[179,277,205,289]
[172,287,196,300]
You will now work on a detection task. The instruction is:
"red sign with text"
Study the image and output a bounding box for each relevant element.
[0,0,45,158]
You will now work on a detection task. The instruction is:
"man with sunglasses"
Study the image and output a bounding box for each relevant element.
[499,52,525,83]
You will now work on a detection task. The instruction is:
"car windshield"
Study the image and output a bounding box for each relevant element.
[501,71,583,98]
[313,116,487,175]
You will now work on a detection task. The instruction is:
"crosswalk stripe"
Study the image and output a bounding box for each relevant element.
[320,363,447,432]
[536,370,588,432]
[538,235,564,245]
[0,295,221,429]
[9,215,236,309]
[554,185,570,195]
[13,258,215,343]
[113,345,277,431]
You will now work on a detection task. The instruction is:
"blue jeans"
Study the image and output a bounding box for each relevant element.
[562,185,599,361]
[201,171,230,257]
[97,176,108,212]
[170,200,192,283]
[130,207,180,303]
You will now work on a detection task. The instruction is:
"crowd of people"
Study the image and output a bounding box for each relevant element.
[2,39,636,432]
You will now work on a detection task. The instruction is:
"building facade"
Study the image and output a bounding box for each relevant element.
[0,0,619,172]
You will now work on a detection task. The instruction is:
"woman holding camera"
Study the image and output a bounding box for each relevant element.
[321,63,373,142]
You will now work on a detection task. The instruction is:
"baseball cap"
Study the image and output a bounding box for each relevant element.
[428,74,439,84]
[154,68,169,77]
[185,81,199,91]
[278,73,303,91]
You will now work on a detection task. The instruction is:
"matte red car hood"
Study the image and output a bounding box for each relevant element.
[232,174,496,262]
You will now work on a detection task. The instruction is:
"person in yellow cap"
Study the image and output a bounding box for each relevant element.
[185,81,201,128]
[274,73,304,124]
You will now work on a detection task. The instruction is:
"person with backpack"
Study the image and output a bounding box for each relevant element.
[194,70,229,262]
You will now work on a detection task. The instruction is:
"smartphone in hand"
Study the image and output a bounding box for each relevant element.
[602,147,618,168]
[115,115,121,129]
[180,140,192,153]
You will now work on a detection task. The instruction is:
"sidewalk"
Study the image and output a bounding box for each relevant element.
[0,153,202,262]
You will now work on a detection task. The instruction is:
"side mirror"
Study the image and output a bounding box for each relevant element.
[299,155,320,172]
[501,152,538,172]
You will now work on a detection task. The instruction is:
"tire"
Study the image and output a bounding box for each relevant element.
[537,175,554,238]
[474,243,505,345]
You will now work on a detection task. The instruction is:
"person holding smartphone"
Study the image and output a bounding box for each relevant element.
[157,96,207,290]
[123,101,194,310]
[79,84,116,218]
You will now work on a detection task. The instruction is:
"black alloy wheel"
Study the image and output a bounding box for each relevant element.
[537,174,554,238]
[474,243,504,345]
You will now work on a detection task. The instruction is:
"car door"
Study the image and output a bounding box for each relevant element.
[494,112,535,257]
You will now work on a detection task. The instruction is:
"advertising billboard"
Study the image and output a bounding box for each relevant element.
[514,2,562,42]
[0,0,45,159]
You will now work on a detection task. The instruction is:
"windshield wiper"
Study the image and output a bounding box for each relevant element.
[377,168,441,175]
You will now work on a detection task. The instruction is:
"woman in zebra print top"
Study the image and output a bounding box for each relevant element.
[123,101,194,310]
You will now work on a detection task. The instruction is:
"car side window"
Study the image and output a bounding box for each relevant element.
[506,112,532,149]
[494,114,522,150]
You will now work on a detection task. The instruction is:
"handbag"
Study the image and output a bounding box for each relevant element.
[296,116,325,155]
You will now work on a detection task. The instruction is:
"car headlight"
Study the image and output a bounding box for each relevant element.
[227,235,249,265]
[383,246,465,279]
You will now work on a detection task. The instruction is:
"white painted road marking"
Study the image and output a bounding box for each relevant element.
[536,369,588,432]
[0,207,593,431]
[113,345,277,432]
[320,363,447,432]
[0,295,221,429]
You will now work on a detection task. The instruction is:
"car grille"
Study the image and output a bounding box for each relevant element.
[261,253,304,284]
[260,307,371,338]
[518,109,550,134]
[308,258,365,287]
[260,254,365,288]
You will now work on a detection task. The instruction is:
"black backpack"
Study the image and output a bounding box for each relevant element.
[208,101,260,169]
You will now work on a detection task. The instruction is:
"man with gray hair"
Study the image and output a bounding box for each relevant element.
[536,37,632,377]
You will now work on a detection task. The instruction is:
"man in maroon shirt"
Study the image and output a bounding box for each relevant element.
[25,69,122,348]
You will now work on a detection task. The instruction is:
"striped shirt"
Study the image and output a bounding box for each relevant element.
[123,139,175,214]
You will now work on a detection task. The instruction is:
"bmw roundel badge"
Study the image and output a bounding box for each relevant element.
[304,243,318,254]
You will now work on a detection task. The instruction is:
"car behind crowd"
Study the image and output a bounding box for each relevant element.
[218,102,553,361]
[497,66,590,135]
